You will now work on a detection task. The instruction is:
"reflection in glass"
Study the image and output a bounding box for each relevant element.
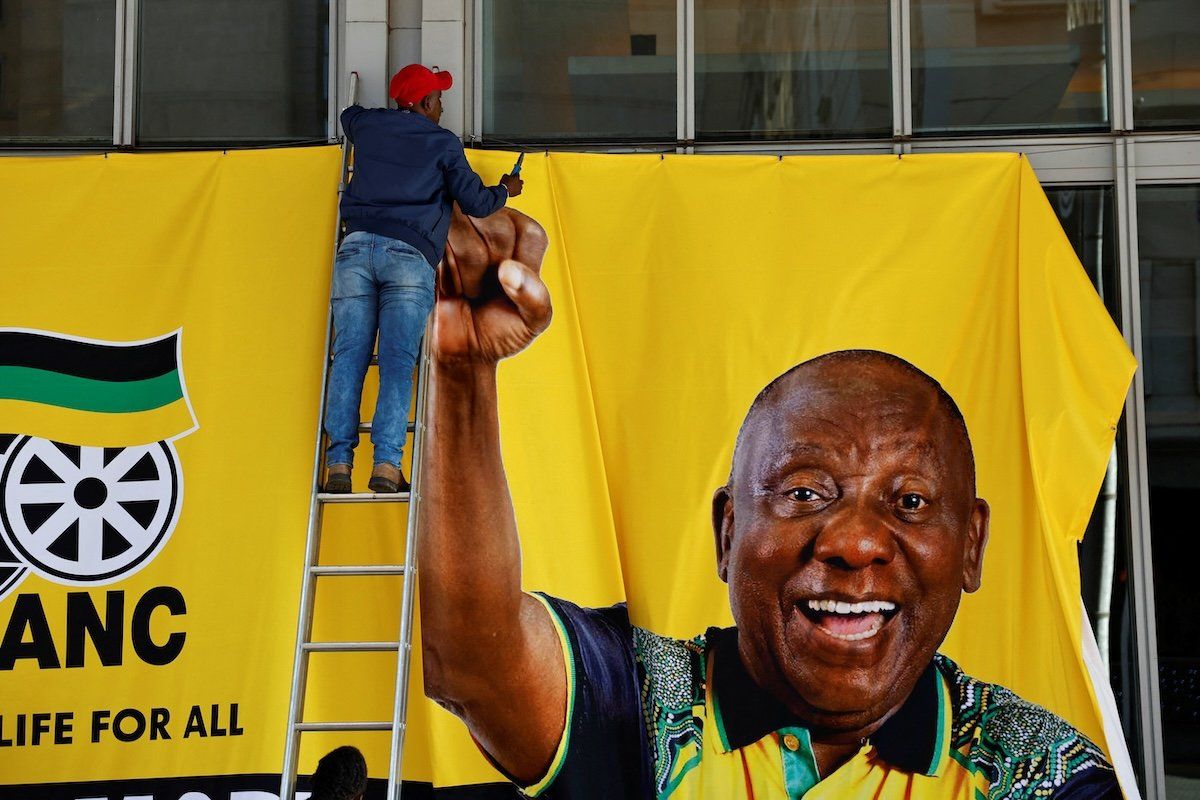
[694,0,890,140]
[1048,186,1144,783]
[912,0,1107,133]
[0,0,114,142]
[1137,185,1200,798]
[1131,0,1200,129]
[482,0,676,142]
[137,0,328,143]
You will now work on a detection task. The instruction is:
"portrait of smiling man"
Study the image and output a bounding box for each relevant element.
[419,212,1121,799]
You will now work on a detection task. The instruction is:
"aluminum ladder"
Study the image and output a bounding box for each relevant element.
[280,71,428,800]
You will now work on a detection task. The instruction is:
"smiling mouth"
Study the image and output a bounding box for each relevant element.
[799,599,900,642]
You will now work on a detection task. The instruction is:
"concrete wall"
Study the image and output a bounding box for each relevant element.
[342,0,467,137]
[420,0,466,135]
[344,0,389,109]
[389,0,424,92]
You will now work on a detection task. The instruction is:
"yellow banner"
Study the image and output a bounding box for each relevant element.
[0,148,339,794]
[0,147,1132,797]
[387,150,1134,791]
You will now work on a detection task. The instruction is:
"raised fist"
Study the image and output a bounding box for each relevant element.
[435,205,552,365]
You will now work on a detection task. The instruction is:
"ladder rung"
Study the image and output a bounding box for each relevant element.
[318,491,411,503]
[310,565,406,576]
[294,721,394,732]
[303,641,400,652]
[358,421,417,433]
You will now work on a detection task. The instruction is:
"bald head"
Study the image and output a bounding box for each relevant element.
[731,350,976,495]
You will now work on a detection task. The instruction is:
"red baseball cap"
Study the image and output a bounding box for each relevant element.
[389,64,453,107]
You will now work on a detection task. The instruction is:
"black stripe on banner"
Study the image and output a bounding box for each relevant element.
[0,774,522,800]
[0,331,178,382]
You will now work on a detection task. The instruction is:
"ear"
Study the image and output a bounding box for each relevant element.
[962,498,990,593]
[713,485,735,583]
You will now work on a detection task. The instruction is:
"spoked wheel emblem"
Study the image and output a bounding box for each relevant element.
[0,436,181,583]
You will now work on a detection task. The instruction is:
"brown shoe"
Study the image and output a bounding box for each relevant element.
[324,463,352,493]
[368,462,409,494]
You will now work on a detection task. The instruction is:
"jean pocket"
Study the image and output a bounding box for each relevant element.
[383,240,421,261]
[336,243,365,260]
[381,249,434,286]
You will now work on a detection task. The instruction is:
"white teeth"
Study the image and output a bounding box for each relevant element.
[825,616,885,641]
[805,599,897,615]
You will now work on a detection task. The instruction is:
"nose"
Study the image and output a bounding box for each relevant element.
[811,500,898,571]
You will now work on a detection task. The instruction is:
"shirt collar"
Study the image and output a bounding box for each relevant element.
[708,627,948,776]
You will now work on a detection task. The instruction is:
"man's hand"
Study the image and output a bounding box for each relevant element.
[436,205,551,365]
[500,173,524,197]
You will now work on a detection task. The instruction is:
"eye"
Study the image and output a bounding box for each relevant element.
[788,487,822,503]
[898,493,928,511]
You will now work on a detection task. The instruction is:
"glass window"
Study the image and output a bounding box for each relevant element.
[1048,186,1118,315]
[136,0,329,144]
[0,0,115,143]
[694,0,890,140]
[912,0,1107,134]
[1047,186,1145,783]
[1137,184,1200,798]
[481,0,676,142]
[1131,0,1200,129]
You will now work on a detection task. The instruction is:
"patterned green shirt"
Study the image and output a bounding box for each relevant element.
[513,594,1121,800]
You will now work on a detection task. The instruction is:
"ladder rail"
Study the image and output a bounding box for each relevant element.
[385,334,433,800]
[279,70,359,800]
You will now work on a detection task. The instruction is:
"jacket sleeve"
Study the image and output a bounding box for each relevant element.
[443,137,507,218]
[340,105,365,142]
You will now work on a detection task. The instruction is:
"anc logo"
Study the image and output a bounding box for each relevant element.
[0,329,197,595]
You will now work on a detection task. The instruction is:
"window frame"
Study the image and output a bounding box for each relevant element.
[464,0,1178,148]
[0,0,340,150]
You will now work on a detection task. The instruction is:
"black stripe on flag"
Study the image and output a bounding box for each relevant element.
[0,331,178,382]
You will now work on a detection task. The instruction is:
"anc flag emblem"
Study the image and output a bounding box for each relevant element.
[0,329,196,448]
[0,330,193,591]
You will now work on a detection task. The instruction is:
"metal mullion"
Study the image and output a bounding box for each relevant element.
[1105,0,1133,132]
[692,141,894,155]
[889,0,911,144]
[676,0,692,148]
[908,134,1116,184]
[470,0,483,142]
[327,0,340,140]
[113,0,137,146]
[112,0,125,146]
[1129,134,1200,183]
[685,0,695,147]
[1113,137,1166,800]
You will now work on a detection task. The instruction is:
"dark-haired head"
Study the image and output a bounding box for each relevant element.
[311,745,368,800]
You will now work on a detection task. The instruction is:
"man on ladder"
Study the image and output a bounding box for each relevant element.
[324,63,523,494]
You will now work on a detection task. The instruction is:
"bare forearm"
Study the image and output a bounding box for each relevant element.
[419,219,564,778]
[419,360,525,690]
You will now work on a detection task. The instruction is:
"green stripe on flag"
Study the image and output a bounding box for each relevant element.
[0,366,184,413]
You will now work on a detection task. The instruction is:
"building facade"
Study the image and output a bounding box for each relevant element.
[1,1,1197,798]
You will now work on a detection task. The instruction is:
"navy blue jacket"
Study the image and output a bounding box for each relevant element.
[339,105,507,268]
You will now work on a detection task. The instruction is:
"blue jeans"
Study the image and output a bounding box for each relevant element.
[324,231,435,468]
